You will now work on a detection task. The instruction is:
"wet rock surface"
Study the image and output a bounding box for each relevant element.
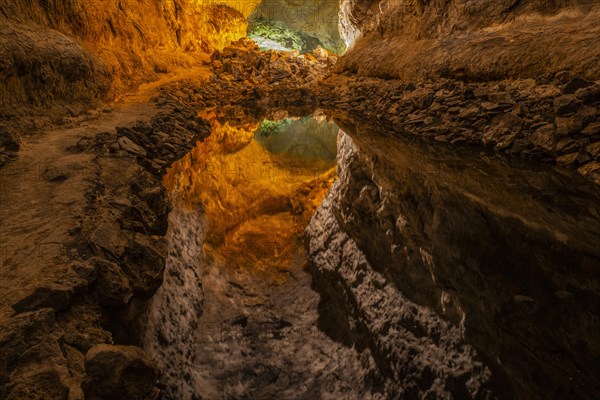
[186,247,372,400]
[307,122,600,399]
[318,74,600,184]
[141,101,369,399]
[337,1,600,82]
[143,205,206,400]
[0,41,338,398]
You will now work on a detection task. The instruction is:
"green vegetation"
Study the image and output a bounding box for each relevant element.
[255,118,295,137]
[254,116,339,167]
[248,18,343,54]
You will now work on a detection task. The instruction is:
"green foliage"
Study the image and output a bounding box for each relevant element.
[256,118,295,137]
[254,116,339,168]
[248,18,324,54]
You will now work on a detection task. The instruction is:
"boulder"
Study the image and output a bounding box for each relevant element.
[90,222,129,257]
[482,113,522,149]
[575,105,598,126]
[581,122,600,136]
[0,309,71,399]
[556,152,579,167]
[118,137,147,157]
[555,116,582,137]
[553,95,581,115]
[313,46,329,61]
[83,344,159,400]
[563,77,592,94]
[11,285,74,313]
[575,84,600,103]
[578,162,600,183]
[121,234,166,297]
[531,124,556,152]
[556,137,578,153]
[586,142,600,158]
[11,265,91,313]
[92,258,134,308]
[57,305,113,352]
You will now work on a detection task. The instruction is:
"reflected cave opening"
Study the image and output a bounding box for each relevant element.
[143,105,363,399]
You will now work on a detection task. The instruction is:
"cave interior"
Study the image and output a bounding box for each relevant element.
[0,0,599,399]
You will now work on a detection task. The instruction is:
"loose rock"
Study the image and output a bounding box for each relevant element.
[83,344,159,400]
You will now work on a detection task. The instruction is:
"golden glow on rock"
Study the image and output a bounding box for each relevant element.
[194,0,261,19]
[164,108,336,280]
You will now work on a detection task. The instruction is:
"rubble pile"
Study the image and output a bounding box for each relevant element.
[155,38,337,110]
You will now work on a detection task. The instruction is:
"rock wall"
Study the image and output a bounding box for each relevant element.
[0,0,257,125]
[143,205,206,400]
[337,0,600,81]
[317,75,600,184]
[327,0,600,184]
[0,99,210,398]
[307,124,600,399]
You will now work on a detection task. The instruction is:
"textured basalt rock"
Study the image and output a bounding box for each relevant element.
[156,38,336,112]
[0,104,211,398]
[337,0,600,82]
[249,0,345,54]
[317,75,600,184]
[328,0,600,185]
[143,206,206,400]
[307,125,600,399]
[0,0,257,134]
[83,344,159,400]
[0,39,334,397]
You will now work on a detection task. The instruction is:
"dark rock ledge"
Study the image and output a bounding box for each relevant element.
[0,101,210,399]
[317,72,600,185]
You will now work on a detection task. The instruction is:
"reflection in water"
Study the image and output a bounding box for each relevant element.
[145,107,340,399]
[254,116,338,166]
[310,114,600,399]
[163,107,338,281]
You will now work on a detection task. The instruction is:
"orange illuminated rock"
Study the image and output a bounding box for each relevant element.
[163,108,337,279]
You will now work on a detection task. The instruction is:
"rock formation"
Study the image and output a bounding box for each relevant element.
[0,95,211,398]
[0,0,258,132]
[306,4,600,389]
[317,75,600,184]
[338,0,600,81]
[326,0,600,183]
[306,120,600,399]
[249,0,345,53]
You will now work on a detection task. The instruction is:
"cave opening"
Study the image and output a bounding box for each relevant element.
[247,0,346,54]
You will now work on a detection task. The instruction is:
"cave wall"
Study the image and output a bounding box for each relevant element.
[143,205,206,400]
[327,0,600,184]
[337,0,600,81]
[311,1,600,397]
[0,0,259,120]
[307,124,600,399]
